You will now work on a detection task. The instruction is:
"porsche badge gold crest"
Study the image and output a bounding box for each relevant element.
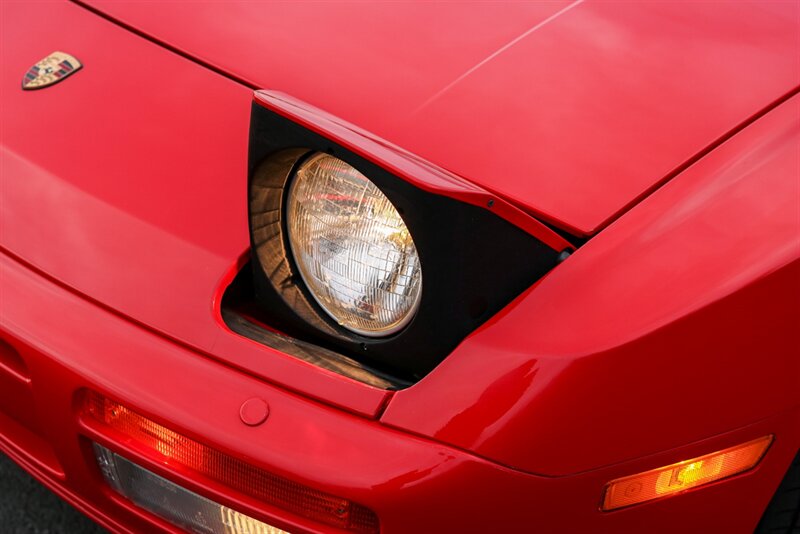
[22,51,82,90]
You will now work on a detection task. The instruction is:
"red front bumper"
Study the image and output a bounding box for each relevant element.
[1,248,798,534]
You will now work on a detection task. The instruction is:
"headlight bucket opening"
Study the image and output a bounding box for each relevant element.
[246,101,563,381]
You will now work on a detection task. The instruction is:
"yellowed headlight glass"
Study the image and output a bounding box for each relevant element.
[286,153,422,337]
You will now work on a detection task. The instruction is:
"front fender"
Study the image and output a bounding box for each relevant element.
[381,93,800,477]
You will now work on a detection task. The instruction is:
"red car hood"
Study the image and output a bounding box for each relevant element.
[82,0,798,235]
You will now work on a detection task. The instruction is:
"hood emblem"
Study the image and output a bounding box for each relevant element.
[22,51,82,90]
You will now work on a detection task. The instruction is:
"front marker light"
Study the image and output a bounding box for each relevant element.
[94,444,289,534]
[83,392,379,533]
[286,152,422,337]
[602,435,773,511]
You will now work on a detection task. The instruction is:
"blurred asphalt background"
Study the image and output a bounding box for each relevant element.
[0,453,106,533]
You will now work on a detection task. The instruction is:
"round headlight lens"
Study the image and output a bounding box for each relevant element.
[286,153,422,337]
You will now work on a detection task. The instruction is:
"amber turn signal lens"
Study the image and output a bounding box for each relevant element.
[602,435,773,511]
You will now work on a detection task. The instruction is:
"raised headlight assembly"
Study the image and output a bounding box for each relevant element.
[245,92,568,381]
[286,153,422,337]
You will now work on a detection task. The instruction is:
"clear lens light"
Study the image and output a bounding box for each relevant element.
[286,153,422,337]
[94,444,289,534]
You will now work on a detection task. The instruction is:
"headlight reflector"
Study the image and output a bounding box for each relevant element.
[286,153,422,337]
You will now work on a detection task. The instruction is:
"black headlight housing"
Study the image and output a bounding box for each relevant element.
[245,92,566,382]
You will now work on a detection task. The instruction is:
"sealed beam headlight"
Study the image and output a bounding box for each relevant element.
[286,153,422,337]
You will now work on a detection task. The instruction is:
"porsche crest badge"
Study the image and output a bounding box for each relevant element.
[22,51,82,90]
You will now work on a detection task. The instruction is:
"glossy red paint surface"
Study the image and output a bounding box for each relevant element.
[383,94,800,476]
[2,247,799,533]
[82,0,799,235]
[1,1,799,533]
[0,0,388,417]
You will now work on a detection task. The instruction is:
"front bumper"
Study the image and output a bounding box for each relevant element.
[2,248,798,534]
